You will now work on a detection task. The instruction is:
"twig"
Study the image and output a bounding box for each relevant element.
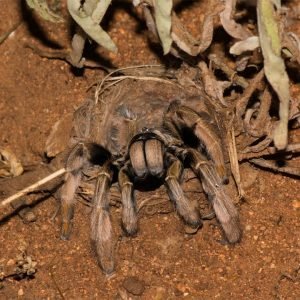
[25,43,113,71]
[208,54,249,89]
[250,158,300,177]
[93,64,167,103]
[227,125,244,198]
[0,21,22,45]
[1,168,66,208]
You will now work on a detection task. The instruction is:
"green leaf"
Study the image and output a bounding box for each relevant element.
[26,0,63,23]
[153,0,173,54]
[257,0,290,150]
[67,0,117,53]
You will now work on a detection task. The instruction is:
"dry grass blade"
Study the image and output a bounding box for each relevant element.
[94,65,177,103]
[227,126,244,198]
[0,21,22,45]
[0,168,66,208]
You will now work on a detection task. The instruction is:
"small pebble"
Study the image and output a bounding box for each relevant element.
[122,276,145,296]
[270,263,276,269]
[245,225,252,231]
[18,288,24,296]
[292,200,300,209]
[23,211,37,223]
[7,259,15,266]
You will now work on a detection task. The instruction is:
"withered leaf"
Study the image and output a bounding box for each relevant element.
[67,0,117,53]
[26,0,63,23]
[219,0,252,40]
[0,148,24,178]
[230,36,260,55]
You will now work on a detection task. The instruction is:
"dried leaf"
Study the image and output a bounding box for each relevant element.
[68,28,87,68]
[171,13,200,56]
[26,0,63,23]
[171,8,218,56]
[257,0,290,150]
[230,36,260,55]
[220,0,252,40]
[0,149,24,178]
[198,61,228,107]
[153,0,173,54]
[67,0,117,53]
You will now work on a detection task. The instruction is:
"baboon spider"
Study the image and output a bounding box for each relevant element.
[59,79,241,274]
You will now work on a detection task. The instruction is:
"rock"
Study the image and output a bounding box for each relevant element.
[18,288,24,296]
[122,276,145,296]
[292,200,300,209]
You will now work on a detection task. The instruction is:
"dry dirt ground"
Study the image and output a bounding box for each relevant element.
[0,1,299,299]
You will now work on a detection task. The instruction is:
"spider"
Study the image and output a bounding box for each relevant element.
[59,78,241,274]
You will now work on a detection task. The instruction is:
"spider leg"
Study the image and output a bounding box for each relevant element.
[60,143,88,240]
[165,153,202,228]
[185,148,241,243]
[90,164,115,274]
[164,101,228,183]
[118,163,138,236]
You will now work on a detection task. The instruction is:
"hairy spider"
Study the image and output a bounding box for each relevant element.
[59,78,241,274]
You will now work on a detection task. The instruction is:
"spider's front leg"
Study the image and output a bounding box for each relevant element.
[186,148,241,243]
[164,153,202,228]
[60,142,115,274]
[164,100,228,183]
[60,143,90,240]
[118,162,137,236]
[91,163,115,274]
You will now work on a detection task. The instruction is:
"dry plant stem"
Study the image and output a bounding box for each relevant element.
[227,125,244,198]
[238,143,300,161]
[94,64,164,102]
[25,44,113,70]
[236,69,265,120]
[250,87,272,136]
[242,136,272,154]
[0,168,66,208]
[208,54,249,89]
[0,21,22,45]
[250,158,300,177]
